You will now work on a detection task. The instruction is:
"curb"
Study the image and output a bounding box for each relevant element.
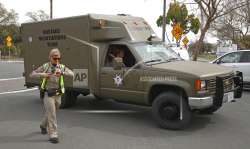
[0,60,24,63]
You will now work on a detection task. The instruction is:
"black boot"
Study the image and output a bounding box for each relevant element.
[40,125,47,135]
[49,137,59,144]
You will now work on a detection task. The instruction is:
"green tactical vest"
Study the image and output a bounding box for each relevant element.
[40,63,65,94]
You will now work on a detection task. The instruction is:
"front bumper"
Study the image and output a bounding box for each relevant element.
[188,71,243,110]
[189,96,213,109]
[189,92,234,109]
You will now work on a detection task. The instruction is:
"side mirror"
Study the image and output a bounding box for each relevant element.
[217,60,223,64]
[113,57,123,70]
[214,59,221,64]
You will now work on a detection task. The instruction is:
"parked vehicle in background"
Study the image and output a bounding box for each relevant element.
[212,50,250,89]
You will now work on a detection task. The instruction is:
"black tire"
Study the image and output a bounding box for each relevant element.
[39,90,45,102]
[93,94,104,101]
[69,91,79,106]
[81,93,89,96]
[60,91,78,109]
[152,92,191,130]
[198,106,221,115]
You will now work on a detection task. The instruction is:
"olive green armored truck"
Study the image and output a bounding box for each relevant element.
[21,14,243,130]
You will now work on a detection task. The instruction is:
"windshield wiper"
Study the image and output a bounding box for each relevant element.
[144,59,162,64]
[165,57,181,62]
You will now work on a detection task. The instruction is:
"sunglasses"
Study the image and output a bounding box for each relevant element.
[52,57,61,61]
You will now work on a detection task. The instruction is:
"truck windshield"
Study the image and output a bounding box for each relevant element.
[134,43,182,64]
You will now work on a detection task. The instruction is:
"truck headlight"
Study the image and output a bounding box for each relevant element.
[195,80,207,91]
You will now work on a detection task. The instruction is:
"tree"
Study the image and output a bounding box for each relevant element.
[212,0,250,49]
[189,41,215,53]
[239,35,250,48]
[157,1,200,44]
[0,3,18,25]
[26,10,49,22]
[0,24,21,57]
[0,2,19,57]
[193,0,249,60]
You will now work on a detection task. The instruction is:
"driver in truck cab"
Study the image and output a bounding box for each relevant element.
[106,48,126,67]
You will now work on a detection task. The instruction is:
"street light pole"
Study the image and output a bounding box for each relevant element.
[162,0,167,42]
[50,0,53,19]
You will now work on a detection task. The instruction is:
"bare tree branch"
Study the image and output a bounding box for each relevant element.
[196,0,210,17]
[0,3,18,25]
[192,0,250,60]
[214,1,249,20]
[25,10,49,22]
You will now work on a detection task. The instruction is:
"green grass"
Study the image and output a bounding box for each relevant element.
[198,53,217,61]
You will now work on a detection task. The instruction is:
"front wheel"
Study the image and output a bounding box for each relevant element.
[152,92,191,130]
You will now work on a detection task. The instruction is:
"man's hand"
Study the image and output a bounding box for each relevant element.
[55,71,62,77]
[43,73,52,78]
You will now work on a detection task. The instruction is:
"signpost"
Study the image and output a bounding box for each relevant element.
[172,23,183,42]
[6,36,12,58]
[162,0,167,42]
[182,36,189,48]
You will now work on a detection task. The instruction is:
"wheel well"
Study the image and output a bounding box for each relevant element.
[148,85,188,105]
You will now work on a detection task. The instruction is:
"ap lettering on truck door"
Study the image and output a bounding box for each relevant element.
[73,69,88,88]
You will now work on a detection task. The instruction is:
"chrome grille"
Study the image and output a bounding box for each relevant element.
[207,74,234,95]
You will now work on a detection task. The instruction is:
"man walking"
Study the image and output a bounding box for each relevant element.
[30,48,74,143]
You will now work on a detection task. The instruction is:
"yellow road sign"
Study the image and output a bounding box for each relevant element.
[7,41,12,47]
[6,36,12,42]
[182,36,189,45]
[172,23,183,41]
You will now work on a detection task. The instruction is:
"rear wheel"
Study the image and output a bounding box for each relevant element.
[69,91,80,106]
[93,94,105,101]
[152,92,191,130]
[60,91,79,109]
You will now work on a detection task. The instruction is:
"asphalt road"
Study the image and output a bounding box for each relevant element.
[0,61,24,79]
[0,61,250,149]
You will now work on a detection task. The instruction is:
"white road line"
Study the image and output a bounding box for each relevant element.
[0,60,24,63]
[0,77,24,81]
[75,110,139,114]
[0,88,38,95]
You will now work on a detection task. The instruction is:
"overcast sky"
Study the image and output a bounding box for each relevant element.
[1,0,218,44]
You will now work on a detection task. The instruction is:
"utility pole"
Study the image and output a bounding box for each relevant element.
[162,0,167,42]
[50,0,53,19]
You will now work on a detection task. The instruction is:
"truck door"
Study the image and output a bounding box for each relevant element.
[100,44,145,104]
